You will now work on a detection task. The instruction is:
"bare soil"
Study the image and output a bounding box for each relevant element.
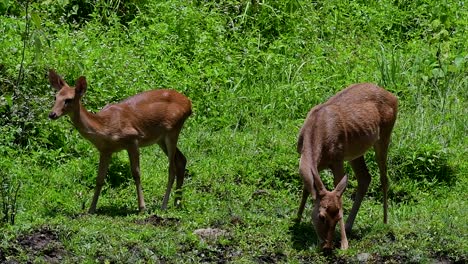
[1,225,465,263]
[14,226,69,263]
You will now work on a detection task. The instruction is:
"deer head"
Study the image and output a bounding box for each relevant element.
[48,69,86,120]
[312,174,348,250]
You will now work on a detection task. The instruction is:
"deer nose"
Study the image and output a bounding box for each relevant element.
[48,112,58,119]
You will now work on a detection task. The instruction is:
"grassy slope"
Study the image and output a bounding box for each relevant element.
[3,127,466,263]
[1,0,467,263]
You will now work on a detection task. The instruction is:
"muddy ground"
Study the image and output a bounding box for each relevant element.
[1,226,69,263]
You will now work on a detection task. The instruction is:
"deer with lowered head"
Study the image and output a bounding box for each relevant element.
[48,70,192,214]
[296,83,398,250]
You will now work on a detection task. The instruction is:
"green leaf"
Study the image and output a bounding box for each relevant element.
[31,11,42,29]
[454,56,465,68]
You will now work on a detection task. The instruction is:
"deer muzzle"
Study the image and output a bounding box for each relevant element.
[48,112,59,120]
[322,240,334,250]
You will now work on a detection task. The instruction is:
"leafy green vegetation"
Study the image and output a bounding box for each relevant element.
[1,0,467,262]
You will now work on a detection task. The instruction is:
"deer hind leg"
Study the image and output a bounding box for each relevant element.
[159,143,186,208]
[160,134,180,210]
[346,156,371,234]
[172,148,187,207]
[89,152,112,214]
[374,133,391,224]
[128,144,146,212]
[330,162,348,250]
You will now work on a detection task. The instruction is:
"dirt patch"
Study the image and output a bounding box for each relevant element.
[229,214,244,226]
[324,253,348,264]
[431,251,467,264]
[256,252,287,263]
[373,254,410,263]
[135,214,180,226]
[179,236,241,263]
[15,226,69,263]
[196,244,241,264]
[0,249,5,263]
[194,228,229,241]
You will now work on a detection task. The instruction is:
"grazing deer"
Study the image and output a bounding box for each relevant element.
[296,83,397,250]
[48,70,192,214]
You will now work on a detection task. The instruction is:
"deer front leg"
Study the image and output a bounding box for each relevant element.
[128,144,146,212]
[330,162,349,249]
[339,214,349,250]
[297,156,316,222]
[296,187,309,222]
[89,152,111,214]
[346,156,371,233]
[374,137,390,224]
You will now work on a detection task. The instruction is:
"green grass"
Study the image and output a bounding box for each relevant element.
[1,0,467,263]
[1,125,466,263]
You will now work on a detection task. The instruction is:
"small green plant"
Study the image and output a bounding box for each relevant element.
[107,154,132,188]
[0,160,21,226]
[392,144,454,186]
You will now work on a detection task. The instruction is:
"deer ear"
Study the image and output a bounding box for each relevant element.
[48,69,67,90]
[334,175,348,197]
[312,171,327,197]
[75,76,87,97]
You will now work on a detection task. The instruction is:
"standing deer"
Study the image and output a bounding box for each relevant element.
[48,70,192,214]
[296,83,397,250]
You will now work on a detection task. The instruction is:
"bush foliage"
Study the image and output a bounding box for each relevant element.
[2,0,465,177]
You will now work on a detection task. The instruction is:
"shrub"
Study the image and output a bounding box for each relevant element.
[391,144,454,185]
[0,159,21,226]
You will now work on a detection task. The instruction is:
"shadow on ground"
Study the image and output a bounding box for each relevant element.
[289,220,319,250]
[93,205,139,217]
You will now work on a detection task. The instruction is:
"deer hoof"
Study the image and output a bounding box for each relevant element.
[340,240,349,250]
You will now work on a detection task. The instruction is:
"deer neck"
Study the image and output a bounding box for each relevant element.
[69,102,103,141]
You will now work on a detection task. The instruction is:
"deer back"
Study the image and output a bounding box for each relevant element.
[93,89,192,148]
[298,83,397,166]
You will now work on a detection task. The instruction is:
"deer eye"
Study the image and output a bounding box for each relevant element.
[64,99,72,105]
